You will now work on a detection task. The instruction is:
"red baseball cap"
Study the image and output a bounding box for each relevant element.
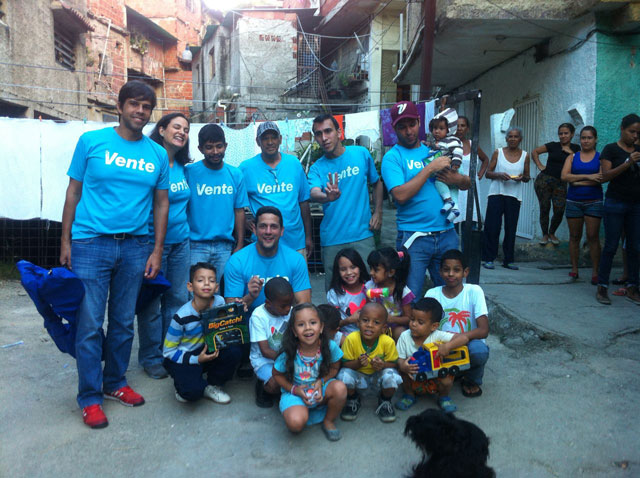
[391,101,420,127]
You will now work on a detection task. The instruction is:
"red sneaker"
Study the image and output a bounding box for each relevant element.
[82,404,108,429]
[104,385,145,407]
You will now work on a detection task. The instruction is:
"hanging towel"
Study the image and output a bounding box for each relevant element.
[335,115,345,140]
[423,100,435,137]
[219,123,260,167]
[276,119,296,153]
[380,108,397,146]
[344,110,380,143]
[0,118,43,219]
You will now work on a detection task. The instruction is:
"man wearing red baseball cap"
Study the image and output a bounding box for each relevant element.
[381,100,469,297]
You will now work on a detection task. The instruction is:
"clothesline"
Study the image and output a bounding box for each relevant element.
[0,101,437,222]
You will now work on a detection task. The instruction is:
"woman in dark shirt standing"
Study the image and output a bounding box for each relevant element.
[532,123,580,245]
[596,114,640,305]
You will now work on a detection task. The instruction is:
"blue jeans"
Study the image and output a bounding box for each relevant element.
[72,236,149,408]
[396,228,459,299]
[598,198,640,287]
[137,239,190,368]
[190,240,234,279]
[465,339,490,386]
[163,345,243,401]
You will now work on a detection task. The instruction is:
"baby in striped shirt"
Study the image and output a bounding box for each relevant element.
[427,108,464,223]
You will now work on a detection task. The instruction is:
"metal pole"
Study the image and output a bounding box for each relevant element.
[419,0,436,100]
[399,13,404,66]
[464,90,483,284]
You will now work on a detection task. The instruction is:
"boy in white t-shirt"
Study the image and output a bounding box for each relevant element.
[249,277,294,408]
[425,249,490,398]
[395,298,469,413]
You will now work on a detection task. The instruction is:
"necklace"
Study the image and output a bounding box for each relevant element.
[297,346,321,369]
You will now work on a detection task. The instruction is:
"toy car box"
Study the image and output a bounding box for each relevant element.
[409,342,470,382]
[200,303,247,352]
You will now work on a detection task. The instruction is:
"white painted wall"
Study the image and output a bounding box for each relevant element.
[457,15,597,241]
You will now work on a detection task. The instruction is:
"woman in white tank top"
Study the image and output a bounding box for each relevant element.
[482,127,531,270]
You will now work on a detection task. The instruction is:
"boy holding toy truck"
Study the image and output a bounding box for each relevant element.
[395,297,470,413]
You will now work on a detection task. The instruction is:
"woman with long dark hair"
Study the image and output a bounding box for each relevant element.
[595,114,640,305]
[531,123,580,245]
[138,112,192,378]
[560,126,602,284]
[482,127,530,270]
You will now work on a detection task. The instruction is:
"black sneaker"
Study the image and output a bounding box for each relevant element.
[340,393,361,421]
[255,380,274,408]
[375,395,396,423]
[236,362,254,380]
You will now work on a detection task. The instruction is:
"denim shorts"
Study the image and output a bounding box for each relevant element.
[565,199,603,218]
[278,379,336,426]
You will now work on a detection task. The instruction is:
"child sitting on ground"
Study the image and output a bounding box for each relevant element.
[426,108,464,223]
[366,247,414,340]
[425,249,490,398]
[272,304,347,441]
[395,297,469,413]
[163,262,242,404]
[318,304,345,347]
[249,277,294,408]
[337,302,403,423]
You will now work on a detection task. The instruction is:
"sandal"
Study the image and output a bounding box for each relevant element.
[437,396,458,413]
[568,272,579,281]
[321,425,342,442]
[461,377,483,398]
[612,288,627,297]
[395,394,417,411]
[612,277,628,286]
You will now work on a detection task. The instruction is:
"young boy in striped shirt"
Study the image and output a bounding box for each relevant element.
[163,262,242,403]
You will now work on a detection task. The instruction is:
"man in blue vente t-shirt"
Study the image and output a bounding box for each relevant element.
[381,100,470,298]
[224,206,311,312]
[239,121,313,257]
[186,124,248,277]
[60,80,170,429]
[308,114,384,291]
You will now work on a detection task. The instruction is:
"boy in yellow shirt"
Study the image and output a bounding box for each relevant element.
[337,303,402,423]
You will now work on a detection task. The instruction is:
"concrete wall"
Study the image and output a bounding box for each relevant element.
[369,12,401,109]
[456,15,598,242]
[0,0,88,120]
[594,31,640,145]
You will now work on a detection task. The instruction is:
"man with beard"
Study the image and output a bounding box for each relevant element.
[60,80,170,428]
[186,124,249,276]
[224,206,311,312]
[381,101,469,297]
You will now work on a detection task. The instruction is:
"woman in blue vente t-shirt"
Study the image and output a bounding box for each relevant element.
[137,113,193,379]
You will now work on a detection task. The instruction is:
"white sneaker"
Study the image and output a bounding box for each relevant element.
[175,391,188,403]
[204,385,231,404]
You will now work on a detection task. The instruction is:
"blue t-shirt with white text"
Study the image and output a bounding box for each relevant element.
[67,127,169,239]
[239,153,310,251]
[381,144,451,232]
[185,161,249,242]
[224,243,311,310]
[148,161,190,244]
[307,146,379,247]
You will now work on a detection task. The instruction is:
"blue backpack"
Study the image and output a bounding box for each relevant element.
[17,260,171,358]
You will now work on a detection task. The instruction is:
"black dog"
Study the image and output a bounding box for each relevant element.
[404,409,495,478]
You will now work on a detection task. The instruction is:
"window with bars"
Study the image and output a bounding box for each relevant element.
[54,21,76,70]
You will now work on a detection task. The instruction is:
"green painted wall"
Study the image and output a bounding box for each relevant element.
[594,26,640,145]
